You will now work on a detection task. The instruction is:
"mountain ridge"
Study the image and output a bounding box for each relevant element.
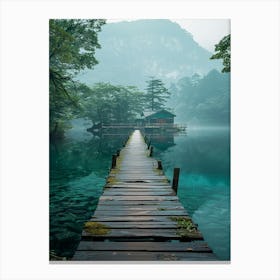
[77,19,222,89]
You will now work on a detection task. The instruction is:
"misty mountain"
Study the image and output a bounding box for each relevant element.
[77,19,222,89]
[169,69,230,126]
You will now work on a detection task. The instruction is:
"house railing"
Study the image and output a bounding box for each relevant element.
[100,123,186,130]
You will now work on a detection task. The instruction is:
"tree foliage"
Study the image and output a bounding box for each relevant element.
[49,19,105,72]
[49,19,106,138]
[210,34,230,73]
[79,83,145,125]
[145,78,171,111]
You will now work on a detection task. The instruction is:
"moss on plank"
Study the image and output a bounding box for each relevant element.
[106,176,119,184]
[84,221,111,235]
[170,216,199,238]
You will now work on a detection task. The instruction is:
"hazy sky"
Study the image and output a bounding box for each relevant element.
[174,19,230,52]
[108,19,230,52]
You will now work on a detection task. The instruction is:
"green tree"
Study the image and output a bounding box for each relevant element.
[145,77,171,111]
[49,19,106,138]
[111,86,144,123]
[210,34,230,73]
[80,83,145,125]
[80,83,115,125]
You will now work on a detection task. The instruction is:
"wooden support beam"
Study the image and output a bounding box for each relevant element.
[157,160,163,170]
[111,154,117,169]
[123,137,128,147]
[150,146,154,157]
[172,168,180,194]
[116,150,120,157]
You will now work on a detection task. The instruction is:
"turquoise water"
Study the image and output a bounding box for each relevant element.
[152,128,230,260]
[49,126,129,258]
[50,125,230,260]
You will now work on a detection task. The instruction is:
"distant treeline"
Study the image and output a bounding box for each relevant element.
[168,70,230,126]
[77,79,170,126]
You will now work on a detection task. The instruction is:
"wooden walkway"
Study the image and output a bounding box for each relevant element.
[72,130,216,261]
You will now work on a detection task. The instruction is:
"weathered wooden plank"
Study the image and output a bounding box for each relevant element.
[104,184,173,191]
[91,215,189,222]
[95,205,184,211]
[82,228,203,239]
[109,175,168,180]
[72,251,216,261]
[104,188,172,192]
[97,200,184,206]
[81,221,178,229]
[112,170,161,174]
[107,180,169,184]
[118,164,156,167]
[112,172,162,175]
[93,210,188,216]
[76,241,212,252]
[104,188,172,191]
[111,170,163,174]
[105,185,171,189]
[114,175,165,179]
[102,191,175,196]
[114,174,163,177]
[107,182,170,186]
[119,162,154,164]
[100,196,179,201]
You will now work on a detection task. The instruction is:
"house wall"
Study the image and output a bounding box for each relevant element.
[149,118,174,124]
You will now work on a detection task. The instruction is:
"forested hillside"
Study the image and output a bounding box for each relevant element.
[77,19,222,88]
[169,70,230,126]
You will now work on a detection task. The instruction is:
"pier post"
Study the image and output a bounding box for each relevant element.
[111,154,117,169]
[157,160,163,170]
[116,150,120,157]
[172,168,180,194]
[149,146,153,157]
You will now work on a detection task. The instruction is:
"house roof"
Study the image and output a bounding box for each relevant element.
[142,111,155,118]
[143,109,176,119]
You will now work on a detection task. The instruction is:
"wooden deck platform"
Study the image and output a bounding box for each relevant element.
[72,130,216,261]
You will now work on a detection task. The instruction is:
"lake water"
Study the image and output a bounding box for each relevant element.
[50,123,230,260]
[151,127,230,260]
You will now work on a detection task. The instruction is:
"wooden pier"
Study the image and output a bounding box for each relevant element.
[72,130,216,261]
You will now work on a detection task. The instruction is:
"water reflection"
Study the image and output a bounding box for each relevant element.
[145,133,176,151]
